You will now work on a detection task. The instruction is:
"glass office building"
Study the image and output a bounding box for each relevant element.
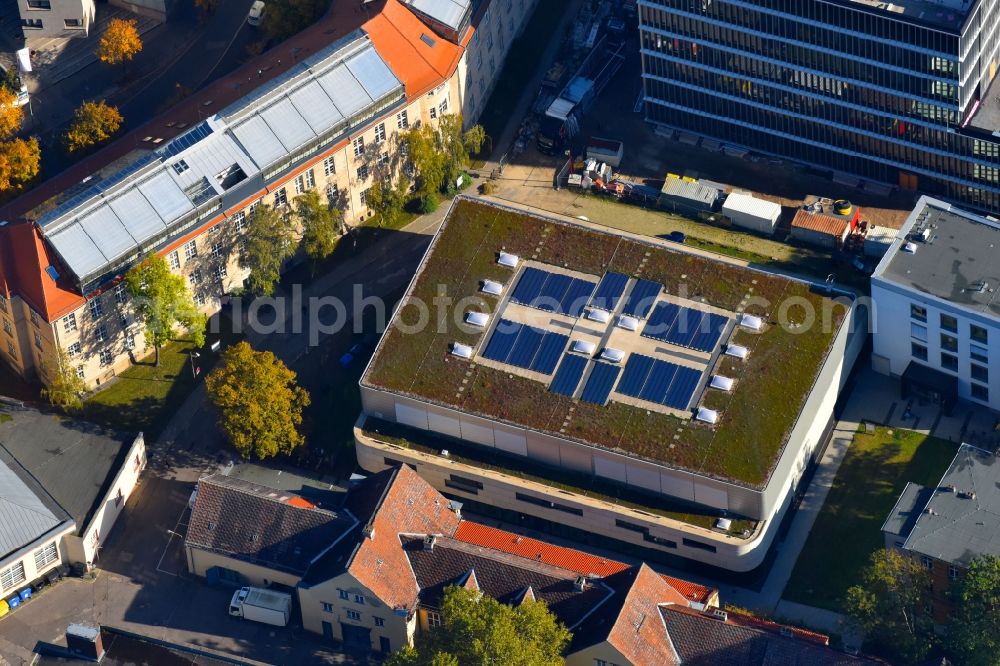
[639,0,1000,211]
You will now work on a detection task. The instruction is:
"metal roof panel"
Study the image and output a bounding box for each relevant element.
[107,188,167,245]
[259,99,316,153]
[317,64,372,118]
[346,45,402,101]
[230,115,288,167]
[288,80,345,134]
[136,169,195,222]
[78,206,135,262]
[46,223,108,279]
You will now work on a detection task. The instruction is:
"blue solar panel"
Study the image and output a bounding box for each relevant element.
[507,326,545,368]
[536,273,573,312]
[663,366,702,410]
[530,333,569,374]
[690,313,729,353]
[481,319,522,362]
[639,361,678,403]
[511,267,547,305]
[580,362,621,405]
[550,354,588,397]
[622,279,661,318]
[617,354,655,397]
[590,272,629,311]
[643,302,680,341]
[560,279,596,317]
[667,308,705,347]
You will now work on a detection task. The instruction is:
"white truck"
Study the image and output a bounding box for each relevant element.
[229,587,292,627]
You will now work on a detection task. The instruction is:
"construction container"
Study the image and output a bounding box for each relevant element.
[721,192,782,235]
[658,175,720,214]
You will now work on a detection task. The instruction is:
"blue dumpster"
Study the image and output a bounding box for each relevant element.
[18,587,31,602]
[6,595,19,610]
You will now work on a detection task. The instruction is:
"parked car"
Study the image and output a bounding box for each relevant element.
[247,1,266,26]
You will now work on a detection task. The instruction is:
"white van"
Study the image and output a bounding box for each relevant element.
[247,1,265,26]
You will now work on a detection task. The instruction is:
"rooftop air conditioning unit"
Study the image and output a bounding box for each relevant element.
[902,242,917,254]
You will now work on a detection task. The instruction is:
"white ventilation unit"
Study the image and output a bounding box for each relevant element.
[585,308,611,324]
[696,407,719,424]
[725,344,749,359]
[464,312,489,327]
[710,375,734,392]
[617,315,639,331]
[450,343,473,359]
[715,517,732,531]
[902,242,917,254]
[739,313,763,331]
[570,340,597,355]
[600,348,625,363]
[481,280,503,296]
[498,252,519,267]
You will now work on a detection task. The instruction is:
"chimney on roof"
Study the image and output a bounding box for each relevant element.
[423,535,437,551]
[448,500,462,518]
[66,624,104,661]
[574,576,588,593]
[363,524,375,540]
[958,490,977,500]
[711,608,729,622]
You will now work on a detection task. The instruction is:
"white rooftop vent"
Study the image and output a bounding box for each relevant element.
[710,375,734,392]
[617,315,639,331]
[585,308,611,324]
[715,517,732,531]
[481,280,503,296]
[464,312,489,327]
[570,340,597,355]
[725,344,749,360]
[450,343,473,359]
[696,408,719,424]
[498,252,519,268]
[600,348,625,363]
[902,242,917,254]
[739,313,763,331]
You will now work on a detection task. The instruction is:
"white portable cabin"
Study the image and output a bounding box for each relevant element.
[721,193,782,235]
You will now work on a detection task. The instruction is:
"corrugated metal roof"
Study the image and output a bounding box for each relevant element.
[791,209,851,237]
[0,452,65,559]
[660,178,718,205]
[404,0,470,31]
[721,193,782,221]
[37,34,403,285]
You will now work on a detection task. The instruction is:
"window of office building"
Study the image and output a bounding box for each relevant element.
[184,240,197,259]
[353,136,365,157]
[63,313,77,333]
[911,323,927,342]
[941,333,958,352]
[360,188,371,207]
[941,352,958,371]
[912,342,928,361]
[168,250,180,270]
[357,165,369,181]
[972,364,989,383]
[6,341,15,359]
[75,365,84,379]
[396,111,408,129]
[972,384,989,402]
[374,617,385,627]
[274,187,287,207]
[89,298,103,319]
[427,610,442,628]
[232,210,246,232]
[114,283,127,305]
[911,304,927,322]
[323,155,336,177]
[68,342,80,357]
[95,324,107,343]
[971,344,989,364]
[346,609,361,621]
[374,123,386,143]
[99,349,113,366]
[941,313,958,332]
[971,324,988,345]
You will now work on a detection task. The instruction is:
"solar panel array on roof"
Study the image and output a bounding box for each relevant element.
[642,303,728,353]
[550,354,588,397]
[481,319,568,375]
[617,354,702,411]
[589,273,629,311]
[509,267,596,317]
[621,279,661,318]
[580,362,621,405]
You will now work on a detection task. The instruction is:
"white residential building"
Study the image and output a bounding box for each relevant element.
[16,0,95,38]
[872,196,999,412]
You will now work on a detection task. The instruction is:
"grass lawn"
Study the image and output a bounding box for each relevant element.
[83,313,242,440]
[782,426,958,612]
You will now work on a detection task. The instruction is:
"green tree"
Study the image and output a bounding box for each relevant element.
[403,115,484,197]
[64,100,123,153]
[239,204,295,295]
[386,586,571,666]
[947,555,1000,665]
[294,190,340,270]
[263,0,327,42]
[367,176,409,228]
[844,549,936,664]
[205,341,310,460]
[40,347,85,412]
[124,254,206,366]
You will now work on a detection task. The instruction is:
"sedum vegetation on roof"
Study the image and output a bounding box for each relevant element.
[364,199,849,488]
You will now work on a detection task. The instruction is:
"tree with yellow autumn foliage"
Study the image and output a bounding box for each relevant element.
[97,19,143,69]
[0,87,24,140]
[0,137,40,192]
[205,342,310,460]
[64,100,123,153]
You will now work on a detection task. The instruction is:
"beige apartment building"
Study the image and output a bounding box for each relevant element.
[0,0,538,391]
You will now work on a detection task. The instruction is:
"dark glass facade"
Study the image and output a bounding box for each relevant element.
[639,0,1000,211]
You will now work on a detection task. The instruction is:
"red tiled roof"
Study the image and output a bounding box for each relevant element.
[5,222,84,319]
[347,465,462,611]
[791,209,852,237]
[605,564,687,666]
[452,521,715,605]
